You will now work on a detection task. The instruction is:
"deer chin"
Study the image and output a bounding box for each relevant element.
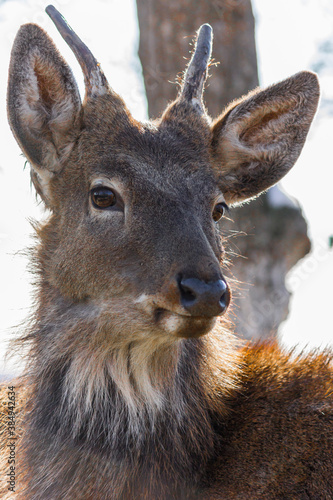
[156,309,217,338]
[134,294,219,338]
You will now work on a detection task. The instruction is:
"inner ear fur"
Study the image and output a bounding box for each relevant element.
[7,23,82,203]
[211,71,320,205]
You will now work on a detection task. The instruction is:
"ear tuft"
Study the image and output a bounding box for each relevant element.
[211,71,320,205]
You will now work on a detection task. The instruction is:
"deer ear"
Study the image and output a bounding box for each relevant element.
[7,23,82,204]
[210,71,320,205]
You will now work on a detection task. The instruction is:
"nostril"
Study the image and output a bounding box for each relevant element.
[178,277,229,317]
[219,287,229,311]
[179,280,197,304]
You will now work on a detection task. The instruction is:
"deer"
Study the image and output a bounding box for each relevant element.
[1,4,332,499]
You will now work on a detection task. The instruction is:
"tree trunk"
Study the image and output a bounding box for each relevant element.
[136,0,310,341]
[137,0,258,119]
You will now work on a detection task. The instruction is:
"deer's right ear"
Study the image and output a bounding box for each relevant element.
[7,24,81,204]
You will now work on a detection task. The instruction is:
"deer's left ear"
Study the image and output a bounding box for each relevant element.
[210,71,320,205]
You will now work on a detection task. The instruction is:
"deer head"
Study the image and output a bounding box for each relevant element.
[7,6,319,348]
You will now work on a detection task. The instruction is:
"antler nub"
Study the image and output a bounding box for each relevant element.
[181,24,213,111]
[46,5,109,100]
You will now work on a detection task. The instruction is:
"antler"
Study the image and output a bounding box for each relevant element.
[46,5,110,100]
[181,24,213,112]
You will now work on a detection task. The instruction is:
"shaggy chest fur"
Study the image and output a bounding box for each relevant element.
[7,332,224,499]
[1,343,332,500]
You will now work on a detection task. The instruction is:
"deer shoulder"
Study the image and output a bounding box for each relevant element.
[207,344,333,498]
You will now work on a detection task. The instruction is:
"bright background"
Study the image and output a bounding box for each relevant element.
[0,0,332,376]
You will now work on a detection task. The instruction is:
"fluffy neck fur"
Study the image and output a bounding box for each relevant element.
[17,252,240,497]
[22,291,239,445]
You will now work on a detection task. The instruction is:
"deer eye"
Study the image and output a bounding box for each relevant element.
[212,202,229,222]
[91,187,117,209]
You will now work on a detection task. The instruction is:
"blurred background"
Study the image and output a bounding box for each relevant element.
[0,0,332,376]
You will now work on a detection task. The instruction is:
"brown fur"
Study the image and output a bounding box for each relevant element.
[1,7,331,499]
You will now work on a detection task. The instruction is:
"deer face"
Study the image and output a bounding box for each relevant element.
[7,8,319,341]
[41,94,230,338]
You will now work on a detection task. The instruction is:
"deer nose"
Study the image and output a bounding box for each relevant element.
[178,277,230,317]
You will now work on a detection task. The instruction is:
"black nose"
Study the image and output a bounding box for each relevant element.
[179,277,230,317]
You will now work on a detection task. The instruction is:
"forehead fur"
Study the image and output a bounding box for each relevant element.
[72,94,217,190]
[82,95,212,157]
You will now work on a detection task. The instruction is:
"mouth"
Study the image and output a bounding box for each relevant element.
[154,308,217,338]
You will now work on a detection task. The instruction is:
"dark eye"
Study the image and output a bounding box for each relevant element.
[91,187,117,209]
[212,202,228,222]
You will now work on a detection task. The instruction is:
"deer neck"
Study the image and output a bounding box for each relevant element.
[23,280,239,449]
[16,277,240,498]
